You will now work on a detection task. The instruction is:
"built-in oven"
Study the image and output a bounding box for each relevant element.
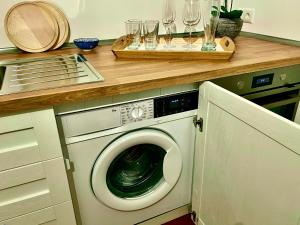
[212,65,300,124]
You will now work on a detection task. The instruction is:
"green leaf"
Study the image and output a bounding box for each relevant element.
[220,9,243,19]
[211,10,218,17]
[221,5,228,13]
[213,6,219,10]
[229,10,243,18]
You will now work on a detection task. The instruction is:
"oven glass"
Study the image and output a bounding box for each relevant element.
[269,103,297,120]
[249,89,299,121]
[106,144,166,198]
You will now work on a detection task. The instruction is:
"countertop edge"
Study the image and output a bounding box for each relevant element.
[1,55,300,116]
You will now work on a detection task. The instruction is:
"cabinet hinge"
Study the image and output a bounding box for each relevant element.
[64,158,72,171]
[193,117,203,132]
[191,211,198,224]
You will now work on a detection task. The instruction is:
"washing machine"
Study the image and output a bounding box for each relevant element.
[58,91,198,225]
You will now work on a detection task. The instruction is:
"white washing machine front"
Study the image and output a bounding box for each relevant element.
[65,115,195,225]
[91,129,183,211]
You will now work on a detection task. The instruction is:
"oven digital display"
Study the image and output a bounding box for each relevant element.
[252,74,274,88]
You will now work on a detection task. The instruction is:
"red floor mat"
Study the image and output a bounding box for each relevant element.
[162,214,194,225]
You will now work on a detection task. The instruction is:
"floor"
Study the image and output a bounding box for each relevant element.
[162,214,194,225]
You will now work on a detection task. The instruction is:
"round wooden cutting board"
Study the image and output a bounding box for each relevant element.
[35,1,70,49]
[4,2,59,53]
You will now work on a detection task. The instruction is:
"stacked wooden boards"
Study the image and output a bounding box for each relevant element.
[4,1,70,52]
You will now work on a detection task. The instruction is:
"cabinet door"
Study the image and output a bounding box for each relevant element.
[192,82,300,225]
[0,109,63,171]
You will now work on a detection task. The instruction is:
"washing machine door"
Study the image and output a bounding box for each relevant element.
[91,129,182,211]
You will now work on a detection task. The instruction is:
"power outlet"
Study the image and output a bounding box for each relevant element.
[241,8,255,24]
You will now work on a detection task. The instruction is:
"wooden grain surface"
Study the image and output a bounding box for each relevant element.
[112,36,235,60]
[35,1,69,50]
[4,2,59,52]
[0,36,300,115]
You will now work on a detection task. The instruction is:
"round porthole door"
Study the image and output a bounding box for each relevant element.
[91,129,182,211]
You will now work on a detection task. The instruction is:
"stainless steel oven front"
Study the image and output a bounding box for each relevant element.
[212,65,300,124]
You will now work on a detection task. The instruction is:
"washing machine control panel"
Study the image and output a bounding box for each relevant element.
[121,99,154,124]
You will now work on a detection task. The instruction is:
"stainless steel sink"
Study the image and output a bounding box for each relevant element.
[0,54,104,95]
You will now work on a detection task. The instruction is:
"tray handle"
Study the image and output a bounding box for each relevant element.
[219,36,236,52]
[112,35,128,51]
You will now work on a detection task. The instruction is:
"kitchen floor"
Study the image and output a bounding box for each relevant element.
[162,214,194,225]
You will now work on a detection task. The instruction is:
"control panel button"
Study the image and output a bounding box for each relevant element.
[237,81,245,90]
[280,73,287,81]
[131,107,144,119]
[121,100,154,124]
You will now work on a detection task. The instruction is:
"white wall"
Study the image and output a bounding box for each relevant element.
[0,0,187,48]
[236,0,300,41]
[0,0,299,49]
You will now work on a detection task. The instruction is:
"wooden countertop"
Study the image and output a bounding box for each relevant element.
[1,36,300,115]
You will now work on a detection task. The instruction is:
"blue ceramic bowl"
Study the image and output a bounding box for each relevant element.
[73,38,99,51]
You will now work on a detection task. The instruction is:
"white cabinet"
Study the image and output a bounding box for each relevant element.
[0,109,76,225]
[192,82,300,225]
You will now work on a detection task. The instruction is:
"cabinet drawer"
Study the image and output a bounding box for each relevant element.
[0,201,76,225]
[0,158,71,221]
[0,109,63,171]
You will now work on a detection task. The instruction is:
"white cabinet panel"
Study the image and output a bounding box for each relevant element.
[0,113,32,134]
[30,110,64,160]
[192,82,300,225]
[43,158,72,204]
[0,201,75,225]
[0,143,40,172]
[0,179,52,221]
[53,201,77,225]
[0,163,44,190]
[0,109,63,171]
[0,109,76,224]
[0,130,40,172]
[0,157,72,221]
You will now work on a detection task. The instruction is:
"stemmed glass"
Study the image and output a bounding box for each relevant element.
[182,0,201,49]
[162,0,176,48]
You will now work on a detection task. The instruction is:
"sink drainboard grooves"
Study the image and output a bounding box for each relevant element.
[0,54,104,95]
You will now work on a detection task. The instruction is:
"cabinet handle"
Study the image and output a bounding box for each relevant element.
[64,159,72,171]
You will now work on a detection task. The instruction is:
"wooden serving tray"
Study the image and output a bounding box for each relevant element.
[112,36,236,60]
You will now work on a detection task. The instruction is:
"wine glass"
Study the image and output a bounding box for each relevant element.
[163,23,177,46]
[162,0,176,48]
[182,0,201,49]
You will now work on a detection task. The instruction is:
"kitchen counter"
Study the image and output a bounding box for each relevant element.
[1,36,300,115]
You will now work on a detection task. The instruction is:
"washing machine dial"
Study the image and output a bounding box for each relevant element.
[121,99,154,124]
[131,106,144,119]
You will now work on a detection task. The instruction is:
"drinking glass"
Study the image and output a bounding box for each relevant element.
[162,0,176,48]
[182,0,201,49]
[143,20,160,50]
[201,0,220,51]
[163,23,177,46]
[125,19,142,49]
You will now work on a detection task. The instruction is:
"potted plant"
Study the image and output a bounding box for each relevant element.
[216,0,243,40]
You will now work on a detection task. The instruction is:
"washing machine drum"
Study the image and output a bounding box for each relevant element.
[91,129,183,211]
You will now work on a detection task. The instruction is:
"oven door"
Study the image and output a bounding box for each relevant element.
[294,103,300,124]
[243,85,300,124]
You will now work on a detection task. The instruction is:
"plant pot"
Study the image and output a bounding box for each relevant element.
[216,18,243,40]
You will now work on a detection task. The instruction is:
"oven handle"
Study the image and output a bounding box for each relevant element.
[260,96,300,109]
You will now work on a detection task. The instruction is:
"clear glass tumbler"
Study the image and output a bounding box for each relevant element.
[125,19,142,49]
[143,20,160,50]
[201,0,220,51]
